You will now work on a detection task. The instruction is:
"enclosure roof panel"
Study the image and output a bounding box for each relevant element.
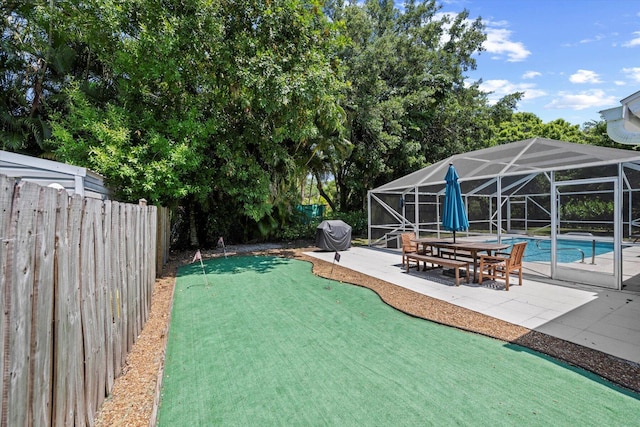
[372,138,640,192]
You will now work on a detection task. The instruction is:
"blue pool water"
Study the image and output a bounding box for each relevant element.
[485,237,614,263]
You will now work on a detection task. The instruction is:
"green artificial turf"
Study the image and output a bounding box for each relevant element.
[157,255,639,426]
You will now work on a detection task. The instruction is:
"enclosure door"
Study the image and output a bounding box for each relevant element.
[552,177,621,289]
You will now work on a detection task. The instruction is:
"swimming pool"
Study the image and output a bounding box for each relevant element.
[484,237,615,263]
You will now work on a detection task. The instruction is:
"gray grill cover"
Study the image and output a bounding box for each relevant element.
[315,220,352,251]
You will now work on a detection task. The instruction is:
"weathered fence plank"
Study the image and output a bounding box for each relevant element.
[111,202,124,378]
[125,204,135,353]
[6,181,39,427]
[53,188,71,426]
[80,199,99,426]
[134,205,142,337]
[91,199,107,415]
[141,206,150,324]
[0,175,16,426]
[118,203,130,358]
[31,185,57,426]
[102,200,115,393]
[68,195,87,427]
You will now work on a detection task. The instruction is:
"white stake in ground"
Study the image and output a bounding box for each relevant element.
[218,236,227,258]
[192,249,209,286]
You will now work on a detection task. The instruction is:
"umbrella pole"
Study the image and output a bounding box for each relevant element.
[444,230,467,278]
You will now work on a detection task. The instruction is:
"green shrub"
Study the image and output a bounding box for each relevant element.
[324,210,367,236]
[272,209,367,242]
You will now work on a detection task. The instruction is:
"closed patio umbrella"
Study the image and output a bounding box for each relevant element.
[442,163,469,243]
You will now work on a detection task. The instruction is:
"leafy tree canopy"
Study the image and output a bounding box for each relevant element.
[1,0,626,246]
[40,0,347,245]
[327,0,508,210]
[491,112,584,144]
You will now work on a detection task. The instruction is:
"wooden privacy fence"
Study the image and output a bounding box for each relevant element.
[0,175,170,426]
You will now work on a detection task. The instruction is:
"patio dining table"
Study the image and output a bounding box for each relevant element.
[412,237,511,282]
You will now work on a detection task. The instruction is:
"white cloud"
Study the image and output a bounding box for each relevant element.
[579,34,605,44]
[478,79,546,104]
[614,80,627,86]
[545,90,617,110]
[569,69,602,84]
[622,67,640,82]
[522,71,541,79]
[483,26,531,62]
[622,31,640,47]
[435,14,530,62]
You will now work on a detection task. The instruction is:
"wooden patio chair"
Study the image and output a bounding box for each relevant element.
[478,242,527,291]
[401,232,428,268]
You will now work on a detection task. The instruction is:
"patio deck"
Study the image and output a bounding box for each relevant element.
[304,245,640,365]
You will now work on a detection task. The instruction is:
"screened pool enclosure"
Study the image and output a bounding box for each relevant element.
[368,138,640,290]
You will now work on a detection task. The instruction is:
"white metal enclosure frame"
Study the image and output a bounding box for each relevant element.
[368,138,640,289]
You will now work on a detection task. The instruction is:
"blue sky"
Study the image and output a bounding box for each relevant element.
[396,0,640,126]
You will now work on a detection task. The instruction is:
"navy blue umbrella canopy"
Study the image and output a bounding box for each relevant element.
[442,163,469,242]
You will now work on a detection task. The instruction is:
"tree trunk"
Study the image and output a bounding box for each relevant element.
[314,172,336,212]
[189,204,199,247]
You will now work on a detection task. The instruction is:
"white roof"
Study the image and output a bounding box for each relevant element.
[373,138,640,192]
[600,89,640,145]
